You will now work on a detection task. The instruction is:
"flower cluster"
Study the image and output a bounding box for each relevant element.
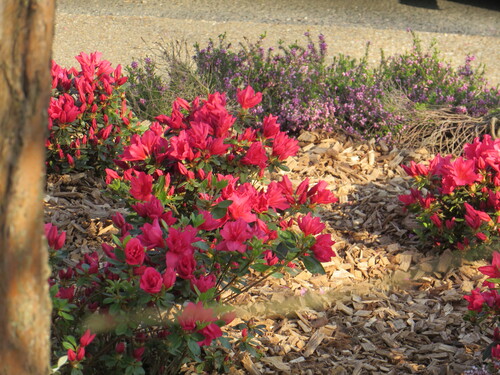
[48,85,338,374]
[46,52,142,174]
[464,252,500,373]
[399,135,500,251]
[378,33,500,117]
[194,33,404,139]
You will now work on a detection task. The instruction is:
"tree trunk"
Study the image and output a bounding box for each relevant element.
[0,1,55,375]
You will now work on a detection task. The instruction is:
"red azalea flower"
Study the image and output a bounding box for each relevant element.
[464,202,491,230]
[162,267,177,289]
[80,329,96,347]
[237,86,262,109]
[115,342,126,354]
[133,347,145,361]
[174,253,197,279]
[241,141,268,169]
[464,288,485,312]
[265,182,290,210]
[56,286,75,301]
[67,349,77,362]
[44,223,66,250]
[165,226,200,256]
[140,267,163,294]
[491,344,500,359]
[262,114,280,138]
[272,131,300,161]
[124,238,146,266]
[197,323,223,346]
[311,234,336,262]
[448,157,481,186]
[401,160,429,177]
[227,189,257,223]
[308,180,338,205]
[430,213,442,228]
[130,171,153,202]
[137,219,165,249]
[264,250,279,266]
[216,219,253,253]
[177,302,217,332]
[191,273,216,293]
[298,212,326,236]
[76,347,85,361]
[478,252,500,278]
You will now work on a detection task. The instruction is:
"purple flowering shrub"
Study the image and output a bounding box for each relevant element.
[378,34,500,117]
[125,58,172,121]
[194,34,406,140]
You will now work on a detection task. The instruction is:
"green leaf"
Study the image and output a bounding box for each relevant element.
[62,341,75,351]
[218,336,232,350]
[59,311,74,321]
[115,323,128,336]
[187,338,201,358]
[211,207,228,220]
[66,335,77,347]
[193,240,210,251]
[271,272,284,279]
[486,278,500,284]
[111,234,123,247]
[251,263,269,273]
[301,255,326,275]
[215,200,233,209]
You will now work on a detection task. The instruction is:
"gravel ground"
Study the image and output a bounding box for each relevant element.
[53,0,500,85]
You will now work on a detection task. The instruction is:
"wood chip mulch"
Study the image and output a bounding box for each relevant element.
[44,131,493,375]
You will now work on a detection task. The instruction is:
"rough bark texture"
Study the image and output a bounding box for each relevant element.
[0,1,55,374]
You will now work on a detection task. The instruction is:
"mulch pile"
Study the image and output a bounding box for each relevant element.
[44,130,492,375]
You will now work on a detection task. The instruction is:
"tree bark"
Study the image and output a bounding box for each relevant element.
[0,1,55,374]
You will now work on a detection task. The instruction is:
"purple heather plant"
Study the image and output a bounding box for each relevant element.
[194,33,405,140]
[378,33,500,117]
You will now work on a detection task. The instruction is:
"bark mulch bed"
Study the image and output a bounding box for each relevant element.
[44,131,492,374]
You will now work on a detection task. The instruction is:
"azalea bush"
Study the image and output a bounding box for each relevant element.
[463,252,500,374]
[399,135,500,251]
[194,33,404,140]
[46,52,143,174]
[378,33,500,117]
[48,86,338,374]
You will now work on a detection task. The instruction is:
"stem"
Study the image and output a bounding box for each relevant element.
[223,247,306,303]
[215,255,255,297]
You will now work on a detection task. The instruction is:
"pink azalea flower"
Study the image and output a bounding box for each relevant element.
[464,202,491,230]
[140,267,163,294]
[464,288,485,312]
[447,157,481,186]
[311,234,336,262]
[262,114,280,138]
[44,223,66,250]
[241,141,268,169]
[216,219,253,253]
[478,252,500,278]
[272,131,300,161]
[177,302,217,332]
[298,213,326,236]
[130,171,153,201]
[191,274,216,293]
[124,238,146,266]
[197,323,223,346]
[237,86,262,109]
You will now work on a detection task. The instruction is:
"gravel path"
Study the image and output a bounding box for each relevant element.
[53,0,500,85]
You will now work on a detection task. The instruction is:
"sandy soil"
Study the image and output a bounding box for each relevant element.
[53,0,500,85]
